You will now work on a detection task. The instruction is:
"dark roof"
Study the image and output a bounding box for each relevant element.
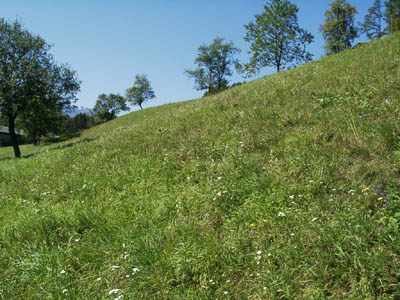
[0,126,24,135]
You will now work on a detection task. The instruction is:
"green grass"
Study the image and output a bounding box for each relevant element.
[1,34,400,299]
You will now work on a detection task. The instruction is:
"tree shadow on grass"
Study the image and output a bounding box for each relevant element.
[0,136,98,161]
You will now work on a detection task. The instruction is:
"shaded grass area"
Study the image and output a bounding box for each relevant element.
[1,34,400,299]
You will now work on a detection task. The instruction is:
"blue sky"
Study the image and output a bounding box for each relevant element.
[2,0,374,110]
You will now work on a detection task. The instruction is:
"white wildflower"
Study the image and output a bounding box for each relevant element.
[257,250,262,255]
[108,289,120,295]
[278,211,286,217]
[60,269,67,274]
[62,289,68,294]
[111,265,120,271]
[289,195,294,200]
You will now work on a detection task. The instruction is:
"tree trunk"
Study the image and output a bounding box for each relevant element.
[8,116,21,158]
[139,103,143,110]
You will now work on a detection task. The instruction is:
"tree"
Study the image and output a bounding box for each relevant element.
[385,0,400,33]
[0,19,80,157]
[242,0,313,74]
[125,74,155,109]
[185,37,240,95]
[320,0,359,55]
[93,93,129,122]
[18,100,64,146]
[361,0,387,40]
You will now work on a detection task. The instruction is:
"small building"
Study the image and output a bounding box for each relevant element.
[0,126,24,146]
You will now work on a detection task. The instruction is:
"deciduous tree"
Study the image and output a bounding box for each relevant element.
[242,0,313,74]
[125,74,155,109]
[93,93,129,122]
[320,0,358,55]
[385,0,400,33]
[361,0,387,40]
[185,37,240,94]
[0,19,80,157]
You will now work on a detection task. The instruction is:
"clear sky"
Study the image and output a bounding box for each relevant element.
[2,0,374,111]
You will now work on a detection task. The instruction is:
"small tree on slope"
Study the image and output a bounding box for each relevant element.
[320,0,359,55]
[242,0,314,75]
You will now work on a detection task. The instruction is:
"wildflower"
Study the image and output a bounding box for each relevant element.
[96,277,101,281]
[224,291,229,295]
[60,269,67,274]
[363,187,370,192]
[217,176,222,181]
[74,238,80,242]
[267,253,272,257]
[62,289,68,294]
[378,197,384,201]
[312,217,318,222]
[111,265,120,271]
[201,285,206,289]
[289,195,294,200]
[216,191,222,197]
[263,219,268,223]
[132,267,140,276]
[108,289,120,295]
[257,250,262,255]
[278,211,286,217]
[226,279,231,283]
[250,223,255,227]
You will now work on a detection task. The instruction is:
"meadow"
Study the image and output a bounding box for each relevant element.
[0,33,400,299]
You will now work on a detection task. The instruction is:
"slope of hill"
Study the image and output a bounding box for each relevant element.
[1,34,400,299]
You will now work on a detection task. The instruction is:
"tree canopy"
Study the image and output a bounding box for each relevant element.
[320,0,359,55]
[125,74,155,109]
[242,0,314,74]
[385,0,400,33]
[0,19,80,157]
[185,37,240,95]
[93,93,129,122]
[361,0,387,40]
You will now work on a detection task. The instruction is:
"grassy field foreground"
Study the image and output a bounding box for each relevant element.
[1,34,400,299]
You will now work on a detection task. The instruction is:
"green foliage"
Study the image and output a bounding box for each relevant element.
[0,18,80,157]
[385,0,400,33]
[125,74,155,110]
[320,0,359,55]
[185,37,240,93]
[1,32,400,299]
[242,0,313,74]
[361,0,387,40]
[93,93,129,122]
[61,113,95,136]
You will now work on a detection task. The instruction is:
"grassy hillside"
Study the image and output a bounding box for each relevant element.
[1,34,400,299]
